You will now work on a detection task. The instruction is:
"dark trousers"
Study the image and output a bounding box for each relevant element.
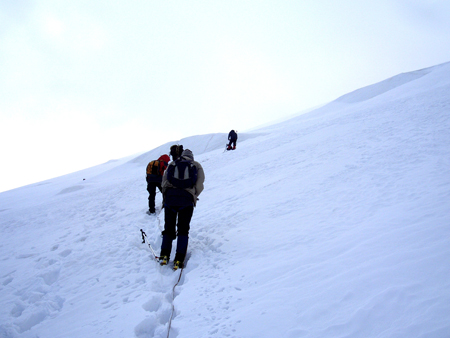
[147,182,161,212]
[227,139,237,149]
[160,206,193,262]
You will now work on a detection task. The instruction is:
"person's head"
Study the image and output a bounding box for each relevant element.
[170,144,184,160]
[181,149,194,161]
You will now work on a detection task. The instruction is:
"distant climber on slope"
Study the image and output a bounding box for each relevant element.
[227,130,238,150]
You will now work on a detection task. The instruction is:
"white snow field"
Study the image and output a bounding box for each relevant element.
[1,62,450,338]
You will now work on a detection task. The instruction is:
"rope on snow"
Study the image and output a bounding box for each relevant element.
[167,267,184,338]
[140,218,186,338]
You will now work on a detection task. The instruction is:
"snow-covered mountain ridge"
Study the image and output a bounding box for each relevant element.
[1,62,449,338]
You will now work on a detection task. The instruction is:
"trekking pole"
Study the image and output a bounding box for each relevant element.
[140,229,159,260]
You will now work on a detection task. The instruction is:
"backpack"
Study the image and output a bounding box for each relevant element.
[166,158,198,189]
[146,160,164,176]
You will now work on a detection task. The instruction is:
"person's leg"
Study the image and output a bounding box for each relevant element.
[147,183,157,213]
[174,206,194,263]
[160,207,178,258]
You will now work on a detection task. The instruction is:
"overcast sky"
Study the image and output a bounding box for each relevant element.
[1,0,450,192]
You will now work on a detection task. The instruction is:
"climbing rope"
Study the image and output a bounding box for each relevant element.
[156,212,164,233]
[167,267,184,338]
[140,222,187,338]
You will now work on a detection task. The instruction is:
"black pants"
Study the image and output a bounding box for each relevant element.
[160,206,193,262]
[228,139,237,149]
[147,182,162,212]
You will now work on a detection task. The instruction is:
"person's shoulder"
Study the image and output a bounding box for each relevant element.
[193,160,203,169]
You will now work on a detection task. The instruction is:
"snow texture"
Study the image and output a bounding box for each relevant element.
[1,62,450,338]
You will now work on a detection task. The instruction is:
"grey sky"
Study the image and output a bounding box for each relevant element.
[1,0,450,192]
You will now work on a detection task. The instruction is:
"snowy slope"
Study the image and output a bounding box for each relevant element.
[1,62,450,338]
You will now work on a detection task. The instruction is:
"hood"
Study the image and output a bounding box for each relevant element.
[158,154,170,163]
[181,149,194,161]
